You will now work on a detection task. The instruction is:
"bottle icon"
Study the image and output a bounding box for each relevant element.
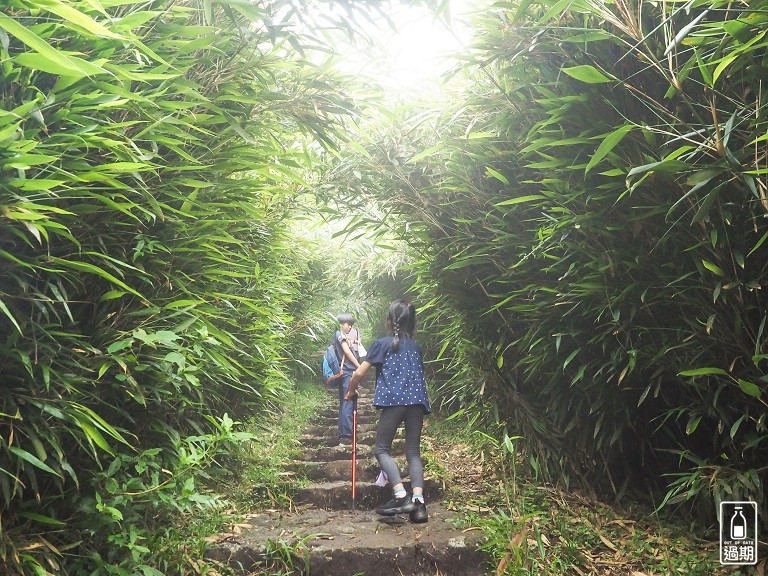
[730,506,747,540]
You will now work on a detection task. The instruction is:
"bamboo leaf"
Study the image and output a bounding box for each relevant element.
[585,125,633,174]
[486,167,510,185]
[8,447,60,476]
[0,13,105,77]
[48,257,144,298]
[712,53,739,86]
[19,512,66,525]
[679,367,728,376]
[495,194,546,207]
[747,230,768,258]
[738,380,762,398]
[76,420,113,454]
[465,132,497,140]
[664,9,709,56]
[690,184,722,224]
[686,415,702,435]
[730,415,746,439]
[561,65,614,84]
[628,159,690,177]
[407,144,442,163]
[0,297,22,334]
[563,349,578,370]
[34,0,125,39]
[701,259,725,276]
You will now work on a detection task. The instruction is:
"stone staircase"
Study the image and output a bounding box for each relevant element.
[205,387,489,575]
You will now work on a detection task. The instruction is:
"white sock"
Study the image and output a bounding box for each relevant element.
[394,488,406,499]
[412,494,424,503]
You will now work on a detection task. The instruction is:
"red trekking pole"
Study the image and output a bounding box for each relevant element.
[351,398,357,509]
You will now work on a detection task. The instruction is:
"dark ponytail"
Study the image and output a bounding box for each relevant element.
[388,299,416,353]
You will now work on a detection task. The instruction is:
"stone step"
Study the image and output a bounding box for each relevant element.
[315,404,374,421]
[304,422,377,436]
[296,480,387,510]
[299,439,405,462]
[204,506,488,576]
[316,408,343,419]
[311,412,378,426]
[299,430,377,449]
[286,458,407,482]
[295,479,443,510]
[310,418,378,431]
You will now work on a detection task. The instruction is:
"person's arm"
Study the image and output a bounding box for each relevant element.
[346,360,371,400]
[340,339,360,369]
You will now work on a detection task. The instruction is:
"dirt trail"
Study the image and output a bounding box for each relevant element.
[205,387,490,575]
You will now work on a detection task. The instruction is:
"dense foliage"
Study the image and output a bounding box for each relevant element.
[285,212,414,379]
[4,0,767,571]
[329,0,768,527]
[0,0,357,572]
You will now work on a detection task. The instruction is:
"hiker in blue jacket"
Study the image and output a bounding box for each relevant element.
[346,299,430,524]
[335,313,361,446]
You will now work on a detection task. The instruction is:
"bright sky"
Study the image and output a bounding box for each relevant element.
[328,0,477,94]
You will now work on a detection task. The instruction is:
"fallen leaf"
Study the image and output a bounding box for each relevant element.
[598,533,618,551]
[509,524,529,548]
[607,519,636,532]
[202,535,225,543]
[233,523,253,529]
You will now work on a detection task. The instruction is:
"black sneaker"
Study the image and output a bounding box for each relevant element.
[376,494,416,516]
[409,500,428,523]
[338,437,352,446]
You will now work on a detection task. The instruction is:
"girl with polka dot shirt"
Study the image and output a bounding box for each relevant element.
[346,299,430,523]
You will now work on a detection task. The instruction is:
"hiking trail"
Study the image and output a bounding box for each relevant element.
[205,386,490,575]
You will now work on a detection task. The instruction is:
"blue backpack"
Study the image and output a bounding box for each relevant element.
[321,340,345,384]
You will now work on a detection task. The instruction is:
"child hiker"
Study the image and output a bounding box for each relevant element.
[335,313,361,446]
[346,299,430,524]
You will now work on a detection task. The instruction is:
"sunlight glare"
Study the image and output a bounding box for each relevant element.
[336,0,475,94]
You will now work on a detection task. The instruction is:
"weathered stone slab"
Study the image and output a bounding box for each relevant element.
[204,506,489,576]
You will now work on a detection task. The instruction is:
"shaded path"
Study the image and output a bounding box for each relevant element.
[205,386,489,575]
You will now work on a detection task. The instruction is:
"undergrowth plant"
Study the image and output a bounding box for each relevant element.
[434,417,728,575]
[225,380,327,512]
[198,379,328,576]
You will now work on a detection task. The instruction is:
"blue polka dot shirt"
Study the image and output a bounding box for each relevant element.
[366,335,430,414]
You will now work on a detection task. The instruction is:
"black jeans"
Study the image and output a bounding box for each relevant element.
[374,405,424,490]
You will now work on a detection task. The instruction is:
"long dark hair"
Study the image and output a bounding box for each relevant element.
[388,299,416,352]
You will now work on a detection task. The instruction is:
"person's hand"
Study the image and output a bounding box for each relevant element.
[345,388,358,401]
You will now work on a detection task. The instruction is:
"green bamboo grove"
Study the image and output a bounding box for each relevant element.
[330,0,768,527]
[1,0,767,573]
[0,0,358,571]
